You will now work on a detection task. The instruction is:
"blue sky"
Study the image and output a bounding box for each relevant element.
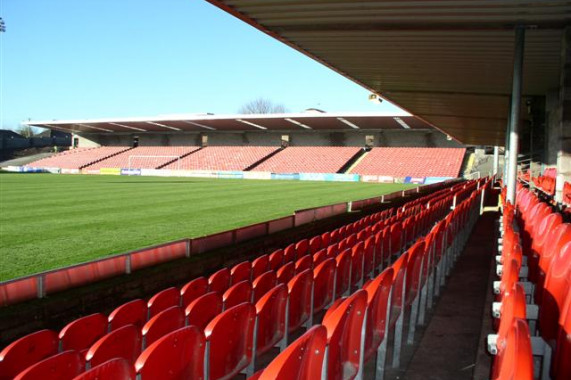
[1,0,404,130]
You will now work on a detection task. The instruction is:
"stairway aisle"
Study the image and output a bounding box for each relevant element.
[402,212,497,380]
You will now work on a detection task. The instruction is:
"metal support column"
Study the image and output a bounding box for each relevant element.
[506,26,526,204]
[493,146,499,177]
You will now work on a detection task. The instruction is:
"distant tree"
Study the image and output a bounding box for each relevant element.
[238,98,288,114]
[16,125,36,138]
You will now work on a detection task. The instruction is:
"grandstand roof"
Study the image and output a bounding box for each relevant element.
[24,113,434,134]
[205,0,571,146]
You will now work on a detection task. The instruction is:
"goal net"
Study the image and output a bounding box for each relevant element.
[127,155,181,171]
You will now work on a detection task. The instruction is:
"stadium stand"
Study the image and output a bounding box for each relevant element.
[0,178,486,379]
[24,146,130,169]
[252,146,362,173]
[83,146,200,170]
[351,147,466,178]
[163,146,279,171]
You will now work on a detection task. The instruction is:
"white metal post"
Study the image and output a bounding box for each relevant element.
[493,146,499,177]
[506,26,525,204]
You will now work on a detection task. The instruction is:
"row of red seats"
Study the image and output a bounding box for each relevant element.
[251,181,487,379]
[83,146,200,170]
[25,147,131,170]
[563,181,571,206]
[488,184,571,379]
[0,179,484,379]
[532,175,556,196]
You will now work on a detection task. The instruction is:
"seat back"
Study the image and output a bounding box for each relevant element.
[257,326,326,380]
[85,324,141,368]
[208,268,230,294]
[180,277,208,308]
[335,249,352,298]
[75,358,135,380]
[108,299,147,331]
[0,329,59,380]
[142,306,184,349]
[269,249,284,271]
[204,303,256,380]
[405,240,426,306]
[135,326,204,380]
[255,284,288,356]
[147,287,180,319]
[223,280,252,310]
[326,243,339,259]
[390,253,408,327]
[312,249,327,267]
[321,232,331,248]
[363,267,394,361]
[13,350,83,380]
[363,236,375,278]
[390,222,403,256]
[253,271,277,303]
[276,262,295,285]
[295,255,313,274]
[284,244,296,264]
[309,236,322,254]
[350,242,364,287]
[185,291,222,331]
[496,283,526,348]
[230,261,252,285]
[296,239,309,259]
[322,290,368,380]
[287,269,314,332]
[59,313,107,353]
[553,287,571,379]
[540,241,571,342]
[312,258,336,314]
[252,255,269,280]
[493,319,533,380]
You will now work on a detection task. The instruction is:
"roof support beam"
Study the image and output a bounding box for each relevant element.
[506,26,525,204]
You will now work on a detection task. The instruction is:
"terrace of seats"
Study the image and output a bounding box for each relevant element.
[24,147,130,170]
[83,146,200,170]
[252,146,362,173]
[351,147,466,178]
[163,146,279,171]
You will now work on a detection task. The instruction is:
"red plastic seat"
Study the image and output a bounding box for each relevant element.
[204,303,256,380]
[256,326,326,380]
[295,255,313,274]
[405,241,426,307]
[309,236,322,254]
[326,243,339,259]
[495,284,526,346]
[321,232,331,248]
[287,269,314,333]
[536,223,571,303]
[363,268,394,364]
[276,262,295,285]
[389,222,403,259]
[208,268,230,294]
[269,249,284,271]
[350,242,365,288]
[283,244,296,264]
[59,313,107,354]
[223,280,253,310]
[180,277,208,308]
[363,236,375,279]
[147,287,180,319]
[108,299,147,331]
[553,287,571,379]
[252,255,270,280]
[295,239,309,259]
[312,258,336,314]
[321,289,368,380]
[0,329,59,380]
[135,326,204,380]
[529,213,562,282]
[184,291,222,331]
[13,350,83,380]
[251,284,288,368]
[230,261,252,285]
[330,229,340,244]
[312,249,327,267]
[252,271,277,303]
[492,319,533,380]
[335,249,352,298]
[85,325,141,368]
[539,241,571,342]
[142,306,184,349]
[73,358,135,380]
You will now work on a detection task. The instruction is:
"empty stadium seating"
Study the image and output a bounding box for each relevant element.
[351,147,466,178]
[253,146,361,173]
[0,178,487,380]
[83,146,200,170]
[164,146,278,171]
[25,147,130,169]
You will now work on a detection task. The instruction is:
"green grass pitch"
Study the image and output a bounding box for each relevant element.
[0,173,415,281]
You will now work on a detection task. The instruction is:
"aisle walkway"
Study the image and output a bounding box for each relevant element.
[401,212,497,380]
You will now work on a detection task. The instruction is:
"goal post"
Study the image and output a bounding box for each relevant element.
[127,155,181,171]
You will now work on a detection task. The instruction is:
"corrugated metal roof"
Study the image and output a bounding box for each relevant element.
[206,0,571,145]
